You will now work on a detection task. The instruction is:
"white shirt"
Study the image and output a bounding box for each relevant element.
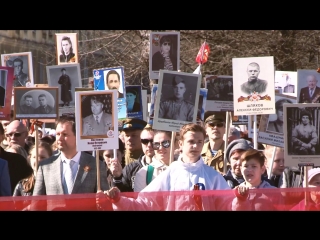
[61,151,81,186]
[113,157,231,210]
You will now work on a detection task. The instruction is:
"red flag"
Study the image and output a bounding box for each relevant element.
[196,42,210,64]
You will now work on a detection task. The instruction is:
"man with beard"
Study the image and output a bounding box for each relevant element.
[241,62,268,95]
[201,113,228,174]
[105,70,124,98]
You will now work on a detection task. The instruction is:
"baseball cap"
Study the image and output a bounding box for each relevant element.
[205,113,226,124]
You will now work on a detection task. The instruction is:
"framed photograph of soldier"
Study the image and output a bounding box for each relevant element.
[153,70,201,132]
[93,66,127,120]
[274,71,297,97]
[46,63,82,118]
[205,75,234,111]
[75,90,119,152]
[297,69,320,104]
[1,51,34,87]
[55,33,78,65]
[149,32,180,80]
[148,84,158,125]
[197,88,208,123]
[0,66,14,120]
[14,87,59,119]
[258,93,297,147]
[283,103,320,167]
[126,85,143,120]
[232,56,275,116]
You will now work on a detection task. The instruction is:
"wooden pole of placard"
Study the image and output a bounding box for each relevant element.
[34,124,39,175]
[267,146,277,179]
[169,131,176,165]
[223,111,231,174]
[93,150,101,191]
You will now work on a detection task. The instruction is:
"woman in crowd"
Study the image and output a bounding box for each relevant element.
[13,142,53,197]
[134,130,172,192]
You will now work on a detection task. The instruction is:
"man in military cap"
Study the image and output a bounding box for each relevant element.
[292,110,318,155]
[158,75,194,122]
[267,98,293,134]
[201,112,229,174]
[121,118,147,166]
[82,95,113,136]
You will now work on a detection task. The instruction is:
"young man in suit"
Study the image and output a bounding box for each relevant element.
[32,117,109,209]
[298,75,320,103]
[82,95,113,136]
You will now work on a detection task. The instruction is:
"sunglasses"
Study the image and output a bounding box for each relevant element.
[6,131,26,138]
[208,122,224,128]
[153,140,170,150]
[163,42,171,46]
[141,139,153,145]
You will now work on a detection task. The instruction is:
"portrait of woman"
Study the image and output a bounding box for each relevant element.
[59,36,76,63]
[152,35,177,72]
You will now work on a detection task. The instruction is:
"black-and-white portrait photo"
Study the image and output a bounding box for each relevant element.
[46,64,82,117]
[286,107,320,155]
[149,32,180,79]
[1,52,34,87]
[267,98,294,134]
[14,88,58,119]
[153,70,201,132]
[81,94,113,137]
[207,76,233,101]
[158,75,194,122]
[55,33,78,65]
[241,62,268,95]
[297,70,320,103]
[0,69,7,107]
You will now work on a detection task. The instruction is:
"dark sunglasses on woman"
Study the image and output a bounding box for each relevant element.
[152,140,170,150]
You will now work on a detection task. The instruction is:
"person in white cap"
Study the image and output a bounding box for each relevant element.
[290,167,320,211]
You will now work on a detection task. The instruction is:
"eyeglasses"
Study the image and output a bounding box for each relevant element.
[153,140,170,150]
[207,122,224,128]
[6,131,26,138]
[141,139,153,145]
[163,42,171,46]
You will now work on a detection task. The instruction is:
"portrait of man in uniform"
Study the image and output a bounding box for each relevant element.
[158,75,194,122]
[82,94,113,136]
[241,62,268,95]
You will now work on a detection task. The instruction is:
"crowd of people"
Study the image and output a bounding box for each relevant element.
[0,106,318,211]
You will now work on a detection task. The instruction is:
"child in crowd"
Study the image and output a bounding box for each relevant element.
[232,149,280,211]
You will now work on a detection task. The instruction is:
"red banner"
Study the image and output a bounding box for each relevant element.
[1,188,320,211]
[196,42,210,64]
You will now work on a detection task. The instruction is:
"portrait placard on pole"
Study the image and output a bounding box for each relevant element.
[153,70,201,132]
[283,103,320,167]
[75,90,119,152]
[232,56,275,116]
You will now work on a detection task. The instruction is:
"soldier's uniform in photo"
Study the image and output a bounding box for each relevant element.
[121,118,147,165]
[158,75,194,122]
[34,104,54,114]
[201,113,230,174]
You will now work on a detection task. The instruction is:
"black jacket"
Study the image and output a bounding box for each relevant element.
[0,146,33,195]
[112,154,145,192]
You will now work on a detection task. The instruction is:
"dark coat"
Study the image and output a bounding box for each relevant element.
[0,86,5,106]
[298,86,320,103]
[58,74,72,103]
[151,51,177,71]
[0,146,33,195]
